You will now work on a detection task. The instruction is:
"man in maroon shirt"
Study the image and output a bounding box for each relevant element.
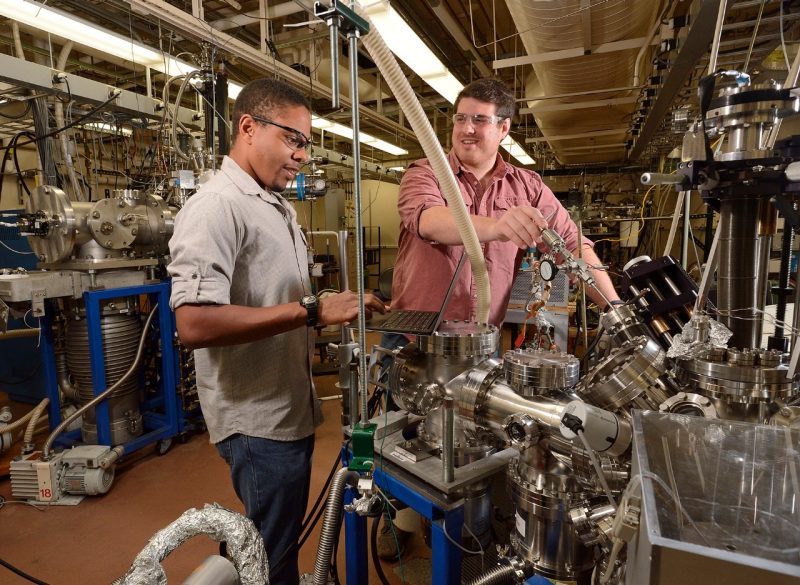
[377,79,621,560]
[391,78,619,326]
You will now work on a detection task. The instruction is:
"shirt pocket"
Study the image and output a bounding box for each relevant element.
[493,194,525,219]
[494,194,529,213]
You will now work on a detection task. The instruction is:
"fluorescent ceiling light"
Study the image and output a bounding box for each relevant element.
[388,166,405,172]
[0,1,407,157]
[360,1,461,102]
[501,136,536,166]
[358,0,534,166]
[313,116,408,156]
[0,0,194,77]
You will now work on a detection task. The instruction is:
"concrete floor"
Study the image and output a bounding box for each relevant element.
[0,373,431,585]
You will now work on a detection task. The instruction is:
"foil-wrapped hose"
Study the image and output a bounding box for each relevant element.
[119,503,268,585]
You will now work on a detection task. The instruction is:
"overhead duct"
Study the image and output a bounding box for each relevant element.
[506,0,664,165]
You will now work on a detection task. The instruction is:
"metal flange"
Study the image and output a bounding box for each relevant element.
[502,348,580,396]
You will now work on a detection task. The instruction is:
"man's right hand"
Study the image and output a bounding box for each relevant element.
[318,291,387,325]
[490,206,549,249]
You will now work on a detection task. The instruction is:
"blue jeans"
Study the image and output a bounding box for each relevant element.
[216,433,315,585]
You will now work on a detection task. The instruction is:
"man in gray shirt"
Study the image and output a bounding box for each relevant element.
[168,78,385,585]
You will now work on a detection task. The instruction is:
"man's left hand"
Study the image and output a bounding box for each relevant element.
[318,291,387,325]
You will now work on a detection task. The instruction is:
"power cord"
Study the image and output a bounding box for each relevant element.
[0,557,51,585]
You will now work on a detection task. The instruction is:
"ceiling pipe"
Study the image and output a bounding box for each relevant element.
[131,0,416,143]
[428,0,492,78]
[210,1,311,32]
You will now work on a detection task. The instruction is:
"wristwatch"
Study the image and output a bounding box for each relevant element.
[300,294,319,327]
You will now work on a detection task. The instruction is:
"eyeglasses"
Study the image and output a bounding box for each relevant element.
[452,113,507,126]
[250,114,313,151]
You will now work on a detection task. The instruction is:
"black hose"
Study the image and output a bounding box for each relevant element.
[580,325,605,373]
[1,93,120,152]
[12,132,36,196]
[0,557,51,585]
[370,504,394,585]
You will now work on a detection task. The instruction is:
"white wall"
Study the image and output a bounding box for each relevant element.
[361,178,400,247]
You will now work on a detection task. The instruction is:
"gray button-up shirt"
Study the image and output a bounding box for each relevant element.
[168,156,322,443]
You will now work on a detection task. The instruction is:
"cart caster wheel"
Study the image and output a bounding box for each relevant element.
[157,438,173,455]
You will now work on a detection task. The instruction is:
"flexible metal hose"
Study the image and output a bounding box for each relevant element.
[312,467,359,585]
[465,563,519,585]
[56,351,79,402]
[42,304,158,459]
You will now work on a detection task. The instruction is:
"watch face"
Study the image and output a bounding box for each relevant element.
[301,295,317,305]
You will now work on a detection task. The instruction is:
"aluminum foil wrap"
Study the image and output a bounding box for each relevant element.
[667,315,732,359]
[120,503,268,585]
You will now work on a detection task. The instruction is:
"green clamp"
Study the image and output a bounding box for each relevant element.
[348,423,376,472]
[314,1,370,35]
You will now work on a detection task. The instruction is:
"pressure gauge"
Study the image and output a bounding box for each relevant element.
[539,258,558,281]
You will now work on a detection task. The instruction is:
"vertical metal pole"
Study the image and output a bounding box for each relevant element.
[349,364,359,429]
[577,216,589,352]
[328,18,341,109]
[681,190,691,269]
[442,397,455,483]
[348,30,369,428]
[338,229,352,345]
[707,0,728,75]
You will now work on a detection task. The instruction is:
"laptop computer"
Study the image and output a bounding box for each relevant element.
[359,252,467,335]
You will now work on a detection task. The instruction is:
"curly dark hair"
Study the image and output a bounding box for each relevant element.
[454,78,515,120]
[231,78,311,143]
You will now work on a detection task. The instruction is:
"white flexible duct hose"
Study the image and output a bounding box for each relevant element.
[0,397,49,439]
[11,21,45,187]
[361,14,491,323]
[23,396,49,446]
[11,21,24,59]
[54,41,84,201]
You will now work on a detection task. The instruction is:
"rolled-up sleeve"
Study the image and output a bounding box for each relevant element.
[168,194,239,310]
[398,161,449,240]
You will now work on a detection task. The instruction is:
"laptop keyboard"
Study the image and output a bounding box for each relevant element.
[379,310,439,334]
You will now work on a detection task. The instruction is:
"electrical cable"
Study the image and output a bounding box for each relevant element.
[0,240,35,256]
[0,100,32,120]
[0,93,120,153]
[0,557,51,585]
[12,131,37,197]
[369,502,394,585]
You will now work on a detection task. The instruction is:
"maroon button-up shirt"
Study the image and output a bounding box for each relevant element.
[391,151,590,327]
